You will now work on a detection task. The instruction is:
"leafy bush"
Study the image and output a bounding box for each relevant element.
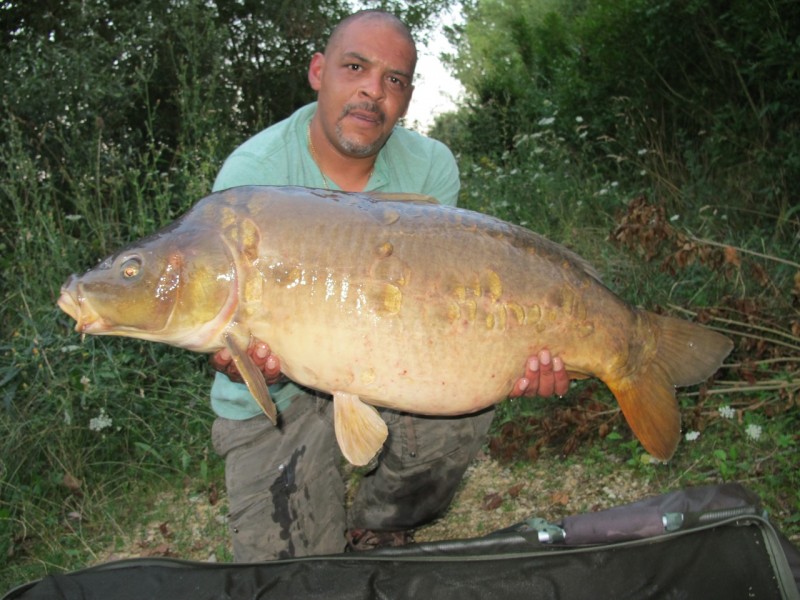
[433,0,798,551]
[0,0,458,587]
[439,0,800,224]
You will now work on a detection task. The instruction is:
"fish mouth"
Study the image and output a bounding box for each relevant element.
[57,278,106,333]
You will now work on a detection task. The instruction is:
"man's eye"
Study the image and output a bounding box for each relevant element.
[346,63,363,72]
[387,76,407,89]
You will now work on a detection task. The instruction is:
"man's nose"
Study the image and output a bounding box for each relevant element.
[359,72,385,101]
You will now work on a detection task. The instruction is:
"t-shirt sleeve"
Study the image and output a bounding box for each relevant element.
[212,151,277,192]
[424,140,460,207]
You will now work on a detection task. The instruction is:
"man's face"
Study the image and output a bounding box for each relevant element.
[309,18,416,158]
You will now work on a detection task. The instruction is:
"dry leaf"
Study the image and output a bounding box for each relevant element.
[723,245,741,267]
[158,522,172,539]
[482,492,503,511]
[508,483,524,498]
[62,473,82,496]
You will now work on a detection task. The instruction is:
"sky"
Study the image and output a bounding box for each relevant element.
[403,13,465,133]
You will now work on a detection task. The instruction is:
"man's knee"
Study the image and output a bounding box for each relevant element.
[350,409,495,530]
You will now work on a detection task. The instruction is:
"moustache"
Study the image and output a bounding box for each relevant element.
[340,102,386,124]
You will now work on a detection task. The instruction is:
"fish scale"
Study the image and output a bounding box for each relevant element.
[58,185,733,466]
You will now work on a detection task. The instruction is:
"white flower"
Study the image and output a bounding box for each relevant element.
[80,375,91,388]
[719,405,736,419]
[537,116,555,126]
[669,214,680,222]
[637,148,648,156]
[89,408,113,432]
[575,116,584,123]
[745,424,762,441]
[685,430,700,442]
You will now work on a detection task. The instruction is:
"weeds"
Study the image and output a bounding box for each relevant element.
[2,1,799,592]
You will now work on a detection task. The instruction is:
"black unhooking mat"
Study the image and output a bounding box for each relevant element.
[5,484,800,600]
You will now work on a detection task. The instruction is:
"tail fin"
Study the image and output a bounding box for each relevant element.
[608,313,733,460]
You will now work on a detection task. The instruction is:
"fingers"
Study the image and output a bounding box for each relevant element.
[509,376,530,398]
[250,341,271,367]
[208,340,282,385]
[552,356,570,396]
[250,341,282,384]
[536,350,556,397]
[511,349,569,399]
[262,354,282,383]
[208,347,232,372]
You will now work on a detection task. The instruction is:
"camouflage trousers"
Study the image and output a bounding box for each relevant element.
[211,391,495,561]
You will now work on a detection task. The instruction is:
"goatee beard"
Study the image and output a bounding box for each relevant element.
[336,102,387,157]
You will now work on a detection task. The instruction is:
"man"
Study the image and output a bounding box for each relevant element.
[209,9,568,561]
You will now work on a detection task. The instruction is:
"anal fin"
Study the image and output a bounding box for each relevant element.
[224,333,277,425]
[333,391,388,466]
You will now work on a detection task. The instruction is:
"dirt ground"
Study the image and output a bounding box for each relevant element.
[415,451,660,542]
[96,450,665,563]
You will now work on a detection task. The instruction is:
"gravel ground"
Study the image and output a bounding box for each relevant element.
[415,451,660,542]
[96,449,665,563]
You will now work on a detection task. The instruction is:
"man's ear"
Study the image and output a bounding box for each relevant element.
[308,52,325,92]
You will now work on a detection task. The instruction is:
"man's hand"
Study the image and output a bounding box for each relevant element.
[209,341,283,385]
[509,349,570,398]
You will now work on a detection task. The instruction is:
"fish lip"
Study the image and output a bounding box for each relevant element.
[57,282,105,333]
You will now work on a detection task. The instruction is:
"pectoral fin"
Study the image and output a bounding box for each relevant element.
[224,333,277,425]
[333,391,388,466]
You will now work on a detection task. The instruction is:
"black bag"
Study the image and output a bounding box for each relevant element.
[6,483,799,600]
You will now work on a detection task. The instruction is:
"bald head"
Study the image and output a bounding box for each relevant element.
[326,10,418,74]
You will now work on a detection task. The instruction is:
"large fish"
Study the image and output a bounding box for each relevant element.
[58,186,732,465]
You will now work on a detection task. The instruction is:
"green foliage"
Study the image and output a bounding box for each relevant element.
[438,0,800,222]
[1,0,797,589]
[436,0,799,549]
[0,110,217,585]
[0,0,456,588]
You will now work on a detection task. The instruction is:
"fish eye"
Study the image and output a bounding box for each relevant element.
[121,257,142,279]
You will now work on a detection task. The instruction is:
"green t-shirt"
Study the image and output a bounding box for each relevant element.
[210,102,460,419]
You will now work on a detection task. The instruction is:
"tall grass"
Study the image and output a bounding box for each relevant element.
[0,101,226,588]
[2,0,799,591]
[453,103,799,548]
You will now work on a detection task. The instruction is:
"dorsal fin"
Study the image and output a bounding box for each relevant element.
[366,192,440,204]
